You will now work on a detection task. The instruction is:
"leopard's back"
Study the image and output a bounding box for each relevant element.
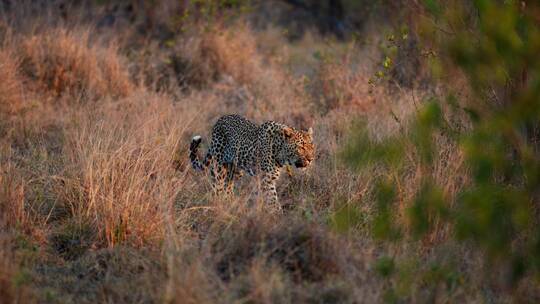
[211,114,259,173]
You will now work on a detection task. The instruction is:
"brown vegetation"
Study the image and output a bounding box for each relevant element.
[0,1,537,303]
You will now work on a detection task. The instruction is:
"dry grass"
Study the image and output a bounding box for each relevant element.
[168,23,310,125]
[318,55,375,111]
[0,49,24,117]
[0,2,535,303]
[55,95,184,248]
[15,28,133,101]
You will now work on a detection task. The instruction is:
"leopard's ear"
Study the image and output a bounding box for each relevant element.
[307,127,313,136]
[283,127,294,138]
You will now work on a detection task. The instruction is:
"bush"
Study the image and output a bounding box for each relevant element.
[343,0,540,295]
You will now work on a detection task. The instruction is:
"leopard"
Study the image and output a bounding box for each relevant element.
[189,114,315,208]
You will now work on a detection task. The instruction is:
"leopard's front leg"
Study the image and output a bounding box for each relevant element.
[261,167,281,210]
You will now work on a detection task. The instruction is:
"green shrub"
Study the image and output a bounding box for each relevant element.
[343,0,540,291]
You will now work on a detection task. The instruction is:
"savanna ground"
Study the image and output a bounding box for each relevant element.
[1,1,540,303]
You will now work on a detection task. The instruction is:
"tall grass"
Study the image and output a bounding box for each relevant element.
[0,49,24,117]
[56,95,185,248]
[18,28,132,100]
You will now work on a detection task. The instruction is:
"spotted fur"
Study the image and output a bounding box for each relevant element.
[190,114,315,208]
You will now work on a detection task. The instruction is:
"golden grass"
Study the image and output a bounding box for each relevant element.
[318,56,375,111]
[0,161,26,232]
[0,49,24,116]
[172,24,310,125]
[16,28,133,100]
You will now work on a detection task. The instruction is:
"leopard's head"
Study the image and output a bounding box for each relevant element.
[279,126,315,168]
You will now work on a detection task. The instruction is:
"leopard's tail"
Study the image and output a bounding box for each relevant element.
[190,136,211,171]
